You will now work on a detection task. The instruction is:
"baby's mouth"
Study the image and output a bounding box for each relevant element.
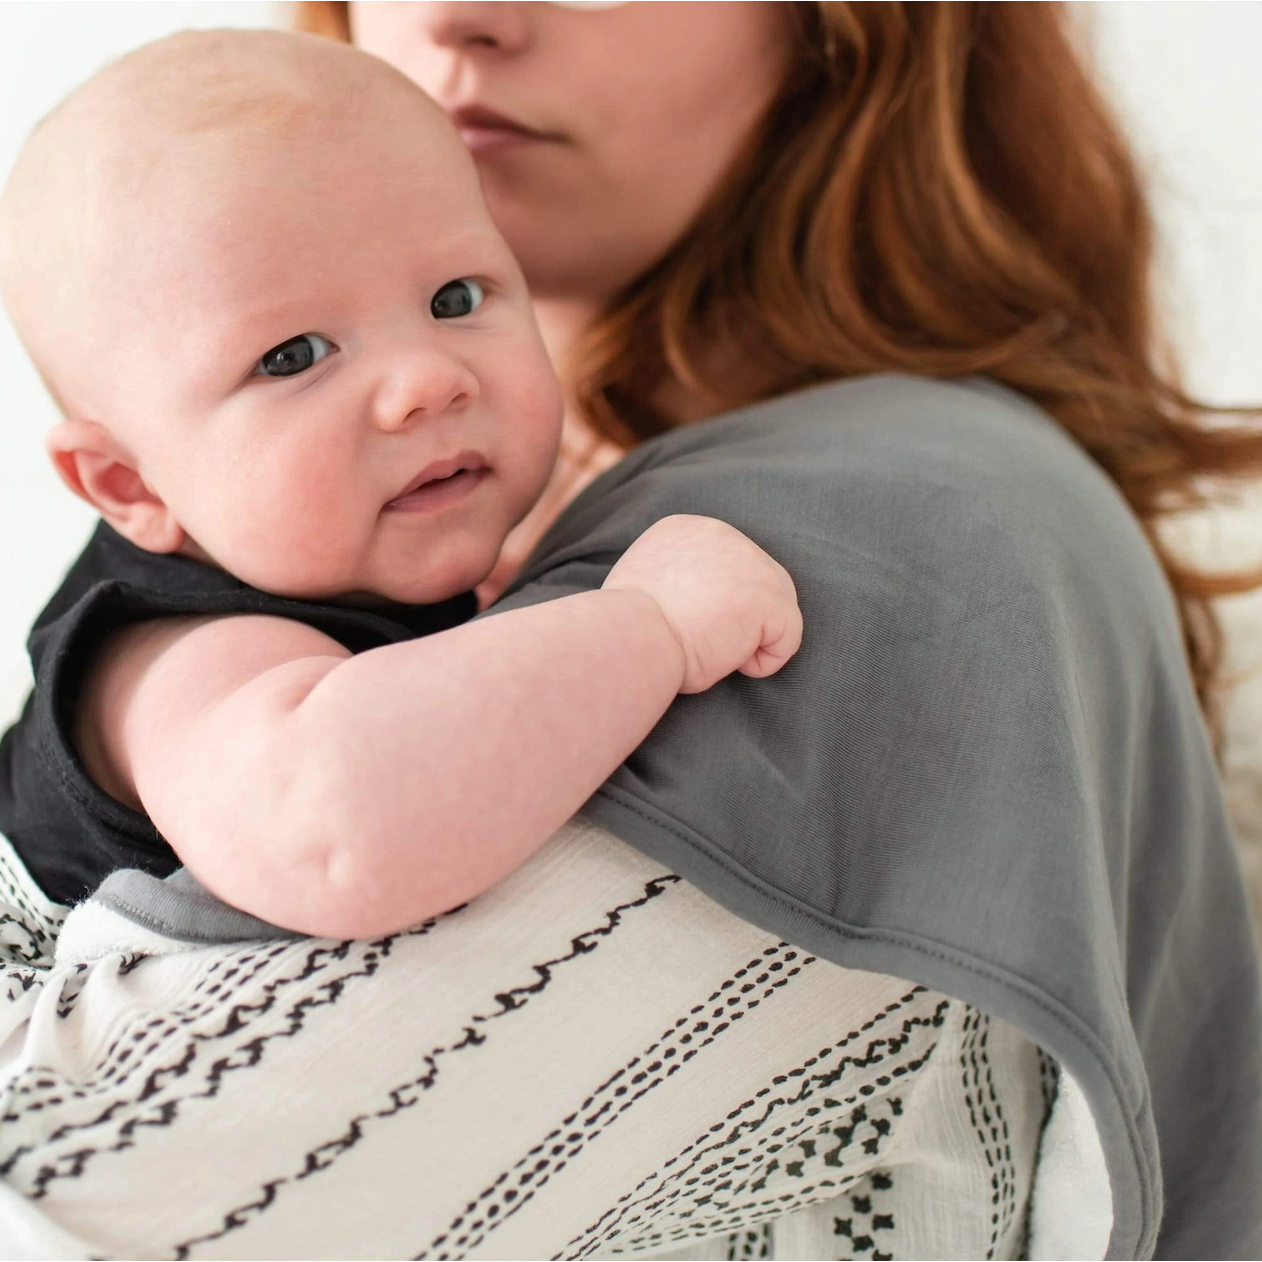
[383,453,489,514]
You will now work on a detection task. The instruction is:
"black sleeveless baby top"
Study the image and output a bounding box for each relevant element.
[0,521,475,905]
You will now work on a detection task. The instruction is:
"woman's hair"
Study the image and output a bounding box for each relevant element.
[296,0,1262,749]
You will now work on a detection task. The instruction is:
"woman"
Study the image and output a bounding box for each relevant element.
[0,3,1258,1258]
[330,2,1260,1252]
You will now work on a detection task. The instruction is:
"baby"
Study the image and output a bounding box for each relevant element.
[0,30,800,938]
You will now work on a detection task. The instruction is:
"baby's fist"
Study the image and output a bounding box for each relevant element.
[603,515,802,694]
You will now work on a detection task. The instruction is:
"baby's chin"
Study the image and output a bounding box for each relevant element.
[187,542,490,609]
[331,576,481,609]
[327,552,497,609]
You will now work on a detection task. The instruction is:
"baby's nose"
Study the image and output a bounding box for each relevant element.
[374,355,479,431]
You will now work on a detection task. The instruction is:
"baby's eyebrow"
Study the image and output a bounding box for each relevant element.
[180,312,306,398]
[223,297,319,344]
[204,299,319,360]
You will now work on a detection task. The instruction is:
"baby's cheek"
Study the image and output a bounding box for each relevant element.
[506,362,565,480]
[228,463,366,592]
[291,476,369,566]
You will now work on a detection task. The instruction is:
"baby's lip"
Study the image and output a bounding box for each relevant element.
[385,451,489,507]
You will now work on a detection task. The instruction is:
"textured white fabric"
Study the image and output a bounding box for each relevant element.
[0,821,1058,1260]
[1026,1072,1112,1260]
[629,1005,1050,1262]
[52,897,199,964]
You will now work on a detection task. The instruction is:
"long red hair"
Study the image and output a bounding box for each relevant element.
[296,0,1262,751]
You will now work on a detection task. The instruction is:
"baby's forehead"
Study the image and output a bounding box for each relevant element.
[69,27,436,130]
[47,29,450,181]
[7,27,457,267]
[0,29,474,411]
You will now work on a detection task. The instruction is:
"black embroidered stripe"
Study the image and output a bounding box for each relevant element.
[2,967,44,999]
[625,1179,864,1254]
[725,1221,773,1259]
[0,912,52,969]
[561,991,948,1259]
[831,1170,898,1260]
[959,1008,1017,1261]
[0,848,66,954]
[55,923,316,1028]
[610,1124,885,1255]
[0,920,453,1192]
[602,1075,915,1255]
[418,943,812,1259]
[565,995,943,1256]
[1037,1047,1060,1120]
[5,931,394,1120]
[167,874,680,1260]
[622,1199,794,1257]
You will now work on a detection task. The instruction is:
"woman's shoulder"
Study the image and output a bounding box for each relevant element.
[581,373,1163,615]
[627,373,1112,513]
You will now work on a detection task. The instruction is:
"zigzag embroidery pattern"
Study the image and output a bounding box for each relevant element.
[606,1088,910,1255]
[0,912,51,971]
[0,846,66,960]
[562,991,949,1259]
[0,918,454,1195]
[418,944,812,1258]
[10,894,480,1096]
[168,873,682,1260]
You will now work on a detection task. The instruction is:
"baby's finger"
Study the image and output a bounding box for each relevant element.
[736,608,803,678]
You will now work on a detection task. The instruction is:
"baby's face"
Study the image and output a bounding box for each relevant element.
[90,104,562,605]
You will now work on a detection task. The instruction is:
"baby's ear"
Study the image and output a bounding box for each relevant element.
[46,420,185,554]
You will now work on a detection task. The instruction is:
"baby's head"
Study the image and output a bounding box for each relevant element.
[0,29,562,604]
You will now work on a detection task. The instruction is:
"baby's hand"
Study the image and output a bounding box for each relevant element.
[603,514,802,694]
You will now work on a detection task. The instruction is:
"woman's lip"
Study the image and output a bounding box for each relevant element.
[449,104,545,135]
[448,105,560,155]
[458,126,538,156]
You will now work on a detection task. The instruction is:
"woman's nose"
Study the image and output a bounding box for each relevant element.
[415,2,532,55]
[372,353,480,433]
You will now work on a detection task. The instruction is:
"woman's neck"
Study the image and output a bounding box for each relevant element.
[531,298,599,384]
[534,294,783,431]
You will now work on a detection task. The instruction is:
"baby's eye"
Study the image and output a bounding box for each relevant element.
[431,279,485,320]
[255,333,336,378]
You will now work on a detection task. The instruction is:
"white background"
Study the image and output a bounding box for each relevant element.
[1,1,1260,724]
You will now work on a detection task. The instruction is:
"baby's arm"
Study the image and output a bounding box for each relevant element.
[76,516,800,938]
